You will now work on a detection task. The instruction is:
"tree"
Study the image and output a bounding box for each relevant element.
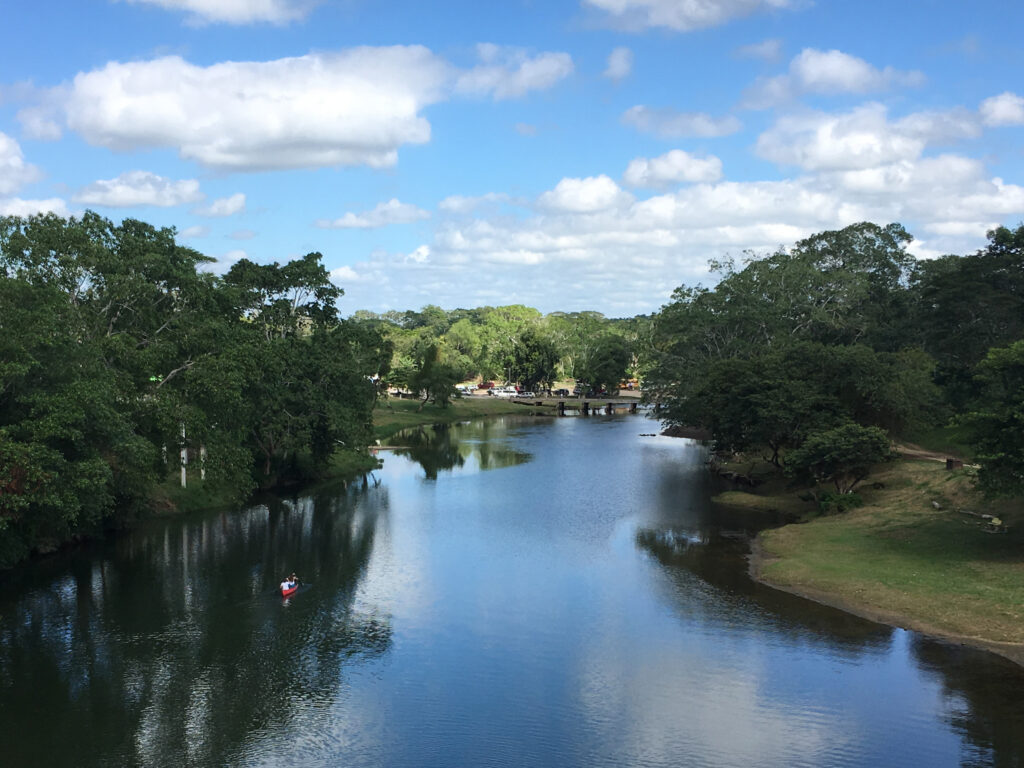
[578,333,631,393]
[409,344,458,409]
[509,328,559,391]
[785,423,895,494]
[962,340,1024,497]
[909,225,1024,407]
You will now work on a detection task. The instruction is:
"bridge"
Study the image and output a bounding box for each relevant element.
[509,396,646,415]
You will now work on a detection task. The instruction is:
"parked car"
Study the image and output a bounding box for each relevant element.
[518,391,536,398]
[553,388,570,397]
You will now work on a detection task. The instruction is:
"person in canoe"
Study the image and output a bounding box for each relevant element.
[280,574,298,596]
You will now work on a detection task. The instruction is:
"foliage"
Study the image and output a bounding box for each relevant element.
[785,423,896,494]
[961,340,1024,497]
[409,344,459,409]
[0,212,387,566]
[576,333,632,393]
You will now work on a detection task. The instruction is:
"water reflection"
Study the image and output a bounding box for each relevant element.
[385,419,531,479]
[0,481,391,767]
[912,636,1024,767]
[3,416,1024,767]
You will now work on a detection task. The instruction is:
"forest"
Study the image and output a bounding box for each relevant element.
[1,213,1022,567]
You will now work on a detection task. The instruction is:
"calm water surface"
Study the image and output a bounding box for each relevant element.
[2,415,1023,767]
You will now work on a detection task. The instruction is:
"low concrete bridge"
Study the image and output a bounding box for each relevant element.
[510,397,643,415]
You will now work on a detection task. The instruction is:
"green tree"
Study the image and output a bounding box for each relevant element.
[785,423,895,494]
[578,334,632,393]
[509,328,560,391]
[409,344,458,409]
[962,340,1024,497]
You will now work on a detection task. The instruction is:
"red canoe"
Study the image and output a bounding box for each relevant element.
[281,583,298,597]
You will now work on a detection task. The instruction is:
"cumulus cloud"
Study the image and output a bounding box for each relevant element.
[16,106,63,141]
[582,0,792,32]
[338,146,1024,315]
[755,103,981,172]
[438,192,510,213]
[73,170,203,207]
[199,248,247,274]
[61,49,447,172]
[179,225,210,238]
[315,198,430,229]
[980,91,1024,127]
[194,192,246,217]
[0,132,42,195]
[50,45,572,171]
[119,0,318,25]
[604,47,633,81]
[538,175,634,213]
[622,106,741,138]
[623,149,723,188]
[743,48,925,108]
[0,197,69,217]
[455,44,574,100]
[735,38,782,61]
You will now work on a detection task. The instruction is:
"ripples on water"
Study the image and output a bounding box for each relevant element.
[2,415,1024,767]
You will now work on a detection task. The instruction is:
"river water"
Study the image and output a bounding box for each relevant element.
[2,414,1023,767]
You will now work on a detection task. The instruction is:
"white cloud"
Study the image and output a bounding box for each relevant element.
[229,229,256,240]
[315,198,430,229]
[199,248,247,274]
[338,148,1024,315]
[515,122,538,136]
[16,106,62,141]
[62,48,449,171]
[538,175,634,213]
[194,192,246,217]
[119,0,318,25]
[743,48,925,108]
[53,45,572,171]
[980,91,1024,127]
[604,47,633,81]
[0,197,69,217]
[622,106,741,138]
[438,192,510,213]
[623,149,723,188]
[73,171,203,207]
[0,132,42,195]
[583,0,792,32]
[735,38,782,62]
[455,44,574,100]
[755,103,980,172]
[179,225,210,238]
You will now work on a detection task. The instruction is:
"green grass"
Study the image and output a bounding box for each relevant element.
[373,394,547,440]
[756,460,1024,646]
[899,422,976,460]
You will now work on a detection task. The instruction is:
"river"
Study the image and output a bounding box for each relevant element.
[2,414,1023,767]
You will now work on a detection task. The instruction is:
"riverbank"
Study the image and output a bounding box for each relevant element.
[741,458,1024,665]
[373,393,549,440]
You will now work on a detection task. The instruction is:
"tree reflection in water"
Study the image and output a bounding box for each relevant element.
[911,636,1024,768]
[387,419,531,479]
[0,481,391,767]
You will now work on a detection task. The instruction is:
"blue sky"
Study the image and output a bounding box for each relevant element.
[3,0,1023,316]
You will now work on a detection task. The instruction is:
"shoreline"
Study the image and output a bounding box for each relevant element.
[748,535,1024,668]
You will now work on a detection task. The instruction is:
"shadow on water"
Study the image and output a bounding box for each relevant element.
[911,636,1024,768]
[0,480,391,768]
[385,419,532,479]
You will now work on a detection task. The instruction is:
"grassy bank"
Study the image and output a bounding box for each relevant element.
[373,394,547,440]
[750,459,1024,663]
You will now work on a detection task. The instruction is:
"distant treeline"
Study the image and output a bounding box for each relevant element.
[0,212,389,567]
[349,305,644,400]
[642,221,1024,500]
